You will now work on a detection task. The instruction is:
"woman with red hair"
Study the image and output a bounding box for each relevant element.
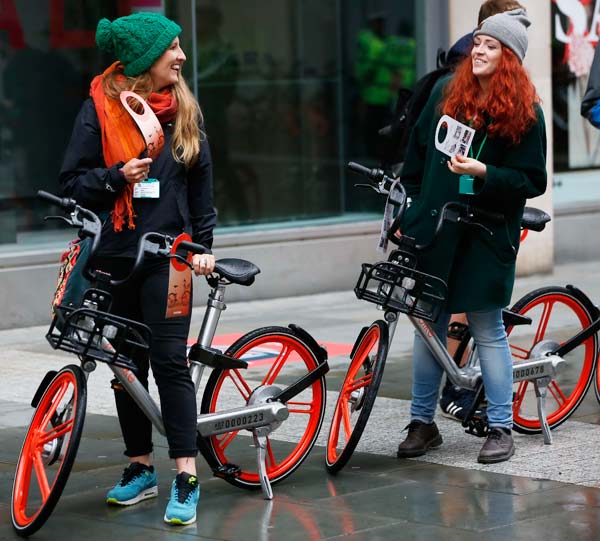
[396,9,546,464]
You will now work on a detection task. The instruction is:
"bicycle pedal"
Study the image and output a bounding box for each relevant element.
[463,417,489,438]
[213,463,241,480]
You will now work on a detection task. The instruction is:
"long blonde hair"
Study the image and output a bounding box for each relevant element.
[103,64,203,168]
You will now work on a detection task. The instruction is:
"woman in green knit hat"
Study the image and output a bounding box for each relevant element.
[59,11,216,525]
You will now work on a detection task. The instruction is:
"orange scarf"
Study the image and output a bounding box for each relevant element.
[90,62,178,231]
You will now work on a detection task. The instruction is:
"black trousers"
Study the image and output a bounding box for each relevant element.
[95,256,198,459]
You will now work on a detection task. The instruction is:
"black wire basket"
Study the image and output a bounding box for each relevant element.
[47,305,152,370]
[354,261,448,322]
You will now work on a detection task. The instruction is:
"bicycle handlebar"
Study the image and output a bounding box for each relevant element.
[346,162,506,250]
[38,190,103,281]
[38,190,77,212]
[111,233,210,286]
[179,239,210,255]
[414,201,504,251]
[39,191,209,287]
[347,161,389,190]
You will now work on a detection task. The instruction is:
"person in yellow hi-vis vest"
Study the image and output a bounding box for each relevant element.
[355,14,411,160]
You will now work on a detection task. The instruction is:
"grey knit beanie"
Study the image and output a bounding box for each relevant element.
[473,8,530,62]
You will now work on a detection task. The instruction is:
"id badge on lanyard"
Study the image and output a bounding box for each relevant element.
[133,178,160,198]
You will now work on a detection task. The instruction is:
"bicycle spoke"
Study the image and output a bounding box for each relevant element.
[286,400,314,415]
[39,383,70,431]
[341,403,352,442]
[38,420,73,446]
[548,380,567,406]
[32,452,51,502]
[225,370,252,401]
[215,431,239,453]
[329,408,341,448]
[17,443,34,508]
[262,345,292,386]
[533,299,554,344]
[347,373,372,393]
[510,343,530,360]
[513,380,529,413]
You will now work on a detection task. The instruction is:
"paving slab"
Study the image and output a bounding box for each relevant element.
[1,259,600,539]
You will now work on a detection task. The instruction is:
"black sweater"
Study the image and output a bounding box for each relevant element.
[59,98,217,257]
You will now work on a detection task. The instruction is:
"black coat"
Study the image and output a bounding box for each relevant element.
[59,98,217,257]
[400,78,547,313]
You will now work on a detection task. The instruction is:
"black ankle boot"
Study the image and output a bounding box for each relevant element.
[397,420,442,458]
[477,427,515,464]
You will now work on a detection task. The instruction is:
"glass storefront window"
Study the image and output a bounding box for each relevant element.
[0,0,417,248]
[552,0,600,206]
[194,1,342,226]
[342,2,416,214]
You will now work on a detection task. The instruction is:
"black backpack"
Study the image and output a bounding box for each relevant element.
[379,45,470,169]
[379,65,451,168]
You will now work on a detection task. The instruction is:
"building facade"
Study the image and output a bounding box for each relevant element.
[0,0,598,328]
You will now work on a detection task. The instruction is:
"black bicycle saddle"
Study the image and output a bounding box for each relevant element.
[210,258,261,287]
[521,207,551,232]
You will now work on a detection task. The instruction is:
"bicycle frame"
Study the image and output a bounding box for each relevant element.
[99,277,326,499]
[384,312,483,390]
[386,308,566,444]
[15,194,328,537]
[553,315,600,359]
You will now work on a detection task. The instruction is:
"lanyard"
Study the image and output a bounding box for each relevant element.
[469,131,488,160]
[460,125,488,195]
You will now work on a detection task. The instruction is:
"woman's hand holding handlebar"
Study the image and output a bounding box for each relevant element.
[192,254,215,276]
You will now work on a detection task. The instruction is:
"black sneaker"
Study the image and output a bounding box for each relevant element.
[478,428,515,464]
[439,386,485,422]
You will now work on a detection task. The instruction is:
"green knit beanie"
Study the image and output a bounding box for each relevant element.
[96,12,182,77]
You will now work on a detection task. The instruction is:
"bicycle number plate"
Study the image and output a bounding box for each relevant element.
[512,360,554,382]
[212,412,265,433]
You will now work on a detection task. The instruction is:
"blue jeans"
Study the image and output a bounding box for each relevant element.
[410,309,513,429]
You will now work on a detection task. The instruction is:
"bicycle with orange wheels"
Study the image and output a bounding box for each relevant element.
[444,212,599,436]
[455,284,599,435]
[324,162,585,474]
[12,191,329,537]
[438,205,599,436]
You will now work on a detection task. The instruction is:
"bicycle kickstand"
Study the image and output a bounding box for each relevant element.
[253,428,274,500]
[533,377,552,445]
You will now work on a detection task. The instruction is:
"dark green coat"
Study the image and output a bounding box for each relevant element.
[400,78,547,313]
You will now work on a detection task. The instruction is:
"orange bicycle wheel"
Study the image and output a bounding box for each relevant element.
[200,326,326,489]
[509,286,598,433]
[325,320,388,474]
[11,365,87,537]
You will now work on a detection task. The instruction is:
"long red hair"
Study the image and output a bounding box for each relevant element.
[441,47,539,145]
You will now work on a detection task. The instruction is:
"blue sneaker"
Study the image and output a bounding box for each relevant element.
[106,462,158,506]
[164,472,200,525]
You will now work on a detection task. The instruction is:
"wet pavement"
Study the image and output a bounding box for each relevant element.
[1,259,600,539]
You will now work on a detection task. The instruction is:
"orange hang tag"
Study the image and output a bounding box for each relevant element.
[119,90,165,159]
[165,233,193,319]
